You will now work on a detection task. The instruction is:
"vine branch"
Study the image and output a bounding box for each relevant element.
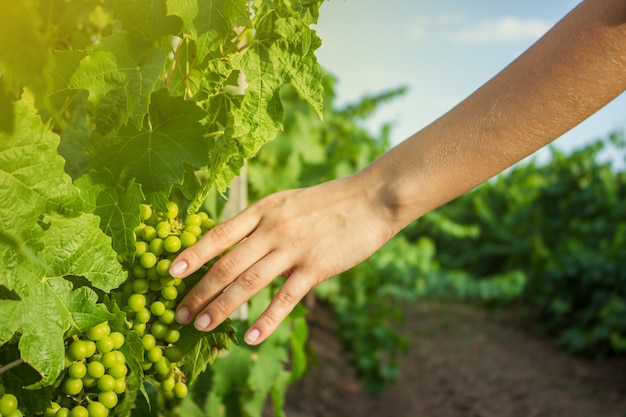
[0,358,25,375]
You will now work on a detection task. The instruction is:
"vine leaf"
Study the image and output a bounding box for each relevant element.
[69,32,167,132]
[91,89,208,194]
[76,171,144,263]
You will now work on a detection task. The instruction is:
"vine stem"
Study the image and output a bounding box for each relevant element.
[0,358,25,375]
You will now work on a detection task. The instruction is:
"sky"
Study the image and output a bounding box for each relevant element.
[312,0,626,166]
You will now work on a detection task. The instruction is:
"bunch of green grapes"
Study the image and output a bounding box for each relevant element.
[122,201,215,400]
[0,384,21,417]
[44,321,127,417]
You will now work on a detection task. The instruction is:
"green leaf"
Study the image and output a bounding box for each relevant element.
[114,0,182,42]
[75,171,144,262]
[90,89,208,194]
[69,32,167,131]
[19,280,112,388]
[167,0,250,64]
[178,320,235,383]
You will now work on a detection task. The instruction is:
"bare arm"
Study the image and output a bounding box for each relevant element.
[170,0,626,345]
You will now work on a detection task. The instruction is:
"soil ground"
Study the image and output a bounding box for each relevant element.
[277,301,626,417]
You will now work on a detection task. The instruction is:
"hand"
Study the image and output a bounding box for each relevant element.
[169,175,395,345]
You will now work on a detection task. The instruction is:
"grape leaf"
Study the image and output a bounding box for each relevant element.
[114,0,182,43]
[0,278,112,388]
[177,321,235,383]
[166,0,250,64]
[69,32,167,132]
[90,89,208,194]
[75,171,144,262]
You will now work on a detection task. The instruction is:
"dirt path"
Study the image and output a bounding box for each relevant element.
[278,301,626,417]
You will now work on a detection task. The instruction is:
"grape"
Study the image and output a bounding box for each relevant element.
[140,252,157,269]
[164,346,183,362]
[68,362,87,379]
[68,340,92,361]
[173,381,188,399]
[141,334,157,351]
[96,336,115,354]
[150,301,166,316]
[148,239,164,257]
[163,235,181,253]
[180,231,197,248]
[146,346,163,363]
[69,405,88,417]
[86,322,110,341]
[86,401,108,417]
[0,393,18,416]
[113,379,126,395]
[155,259,171,277]
[44,402,61,417]
[97,375,116,392]
[87,361,105,379]
[56,407,71,417]
[160,286,177,301]
[165,201,178,219]
[184,213,202,227]
[127,294,146,312]
[98,391,118,409]
[139,204,152,221]
[132,278,150,294]
[63,378,83,396]
[109,332,125,349]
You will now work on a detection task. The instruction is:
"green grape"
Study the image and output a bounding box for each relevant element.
[141,226,157,242]
[164,346,184,362]
[63,378,83,396]
[132,278,150,294]
[186,224,202,237]
[164,329,180,344]
[163,236,182,253]
[150,322,169,340]
[141,334,157,351]
[82,376,97,388]
[102,351,124,369]
[149,280,163,292]
[159,276,175,287]
[160,286,178,301]
[96,336,115,354]
[68,362,87,379]
[135,241,148,258]
[180,231,197,248]
[173,381,188,399]
[131,322,147,335]
[127,293,146,312]
[131,264,147,279]
[156,222,171,239]
[113,379,126,395]
[146,346,163,363]
[7,408,23,417]
[160,377,175,392]
[68,340,92,361]
[69,405,88,417]
[153,357,171,376]
[146,267,159,281]
[139,204,152,221]
[87,361,105,379]
[140,252,157,269]
[148,238,165,257]
[97,375,116,392]
[0,393,18,415]
[107,364,128,379]
[134,307,151,324]
[98,391,118,409]
[155,259,171,277]
[184,213,202,227]
[86,401,108,417]
[109,332,125,350]
[87,322,110,341]
[44,402,61,417]
[159,309,175,325]
[150,301,166,316]
[165,201,179,219]
[56,407,71,417]
[198,212,215,229]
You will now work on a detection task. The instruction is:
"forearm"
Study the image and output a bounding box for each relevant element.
[360,0,626,233]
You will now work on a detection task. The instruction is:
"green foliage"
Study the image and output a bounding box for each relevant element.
[410,133,626,356]
[0,0,325,416]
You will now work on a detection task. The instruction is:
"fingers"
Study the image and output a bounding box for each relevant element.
[243,271,313,345]
[174,238,276,324]
[168,207,260,279]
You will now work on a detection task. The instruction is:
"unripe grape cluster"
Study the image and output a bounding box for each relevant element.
[0,384,21,417]
[45,321,127,417]
[121,201,215,400]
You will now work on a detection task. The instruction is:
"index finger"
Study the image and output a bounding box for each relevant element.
[168,207,260,278]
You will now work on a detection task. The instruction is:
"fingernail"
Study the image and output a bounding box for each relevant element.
[244,328,260,345]
[169,260,187,277]
[175,306,190,323]
[194,313,212,331]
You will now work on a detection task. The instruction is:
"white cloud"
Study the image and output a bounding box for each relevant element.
[450,16,554,44]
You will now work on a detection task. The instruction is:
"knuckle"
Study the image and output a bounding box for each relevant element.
[212,256,238,279]
[274,290,296,308]
[239,269,263,292]
[257,310,278,328]
[210,296,231,319]
[210,222,233,245]
[185,291,207,310]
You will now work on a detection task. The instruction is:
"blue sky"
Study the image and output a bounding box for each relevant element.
[313,0,626,166]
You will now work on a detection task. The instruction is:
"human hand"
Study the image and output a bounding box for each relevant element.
[168,175,395,345]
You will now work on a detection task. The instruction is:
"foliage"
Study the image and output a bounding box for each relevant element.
[0,0,325,416]
[409,133,626,356]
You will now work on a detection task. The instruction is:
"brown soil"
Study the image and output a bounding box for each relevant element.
[277,301,626,417]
